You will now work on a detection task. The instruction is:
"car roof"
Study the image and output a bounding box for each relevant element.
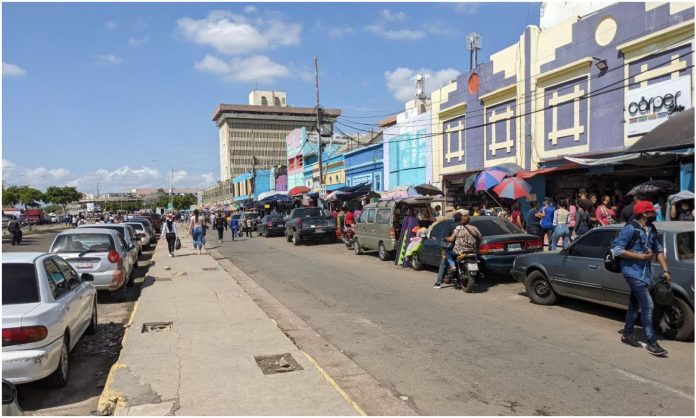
[595,221,694,232]
[2,252,47,263]
[57,228,120,236]
[79,224,126,229]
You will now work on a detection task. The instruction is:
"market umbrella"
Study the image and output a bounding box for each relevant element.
[494,163,524,175]
[463,173,478,191]
[414,183,443,196]
[288,186,310,196]
[475,168,508,191]
[626,180,676,196]
[492,177,532,200]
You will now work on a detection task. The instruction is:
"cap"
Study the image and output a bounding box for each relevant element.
[634,201,656,216]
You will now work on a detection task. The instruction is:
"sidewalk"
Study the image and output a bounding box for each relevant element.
[97,232,359,416]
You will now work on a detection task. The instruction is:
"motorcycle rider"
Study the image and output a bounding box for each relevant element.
[8,218,22,245]
[433,211,482,288]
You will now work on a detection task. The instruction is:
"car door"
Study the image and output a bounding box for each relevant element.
[43,258,81,349]
[364,209,377,250]
[375,209,392,249]
[420,221,452,266]
[54,257,92,335]
[553,229,618,301]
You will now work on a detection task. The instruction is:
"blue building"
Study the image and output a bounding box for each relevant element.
[344,143,384,191]
[232,169,272,202]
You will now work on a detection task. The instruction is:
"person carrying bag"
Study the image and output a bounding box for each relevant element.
[161,213,179,257]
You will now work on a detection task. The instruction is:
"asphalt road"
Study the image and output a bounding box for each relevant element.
[213,234,694,416]
[2,230,154,415]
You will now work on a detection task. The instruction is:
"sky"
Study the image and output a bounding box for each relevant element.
[2,1,538,194]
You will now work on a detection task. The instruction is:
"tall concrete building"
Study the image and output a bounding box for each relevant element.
[212,90,341,181]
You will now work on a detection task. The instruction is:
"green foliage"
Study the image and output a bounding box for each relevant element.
[2,185,21,206]
[17,186,44,208]
[44,186,82,206]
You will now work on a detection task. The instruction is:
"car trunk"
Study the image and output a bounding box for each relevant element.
[479,233,543,256]
[58,252,115,273]
[2,302,43,351]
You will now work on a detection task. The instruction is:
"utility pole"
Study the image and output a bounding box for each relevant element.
[314,56,324,196]
[251,126,256,201]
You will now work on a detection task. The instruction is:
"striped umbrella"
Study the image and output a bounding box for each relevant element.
[492,177,532,199]
[475,168,508,191]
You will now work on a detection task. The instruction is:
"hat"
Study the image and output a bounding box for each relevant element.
[634,201,656,216]
[456,209,470,216]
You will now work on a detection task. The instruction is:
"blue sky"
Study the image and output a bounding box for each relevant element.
[3,1,538,193]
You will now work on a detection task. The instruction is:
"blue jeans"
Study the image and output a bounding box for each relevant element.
[623,278,656,344]
[192,227,204,250]
[435,249,456,286]
[231,228,238,241]
[550,224,570,250]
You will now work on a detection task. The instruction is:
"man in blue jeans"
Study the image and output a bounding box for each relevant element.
[612,200,671,356]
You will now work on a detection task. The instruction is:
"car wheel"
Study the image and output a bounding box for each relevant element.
[46,334,70,388]
[286,232,292,242]
[126,267,135,288]
[86,298,98,335]
[378,242,392,261]
[411,252,424,271]
[654,297,694,341]
[353,238,363,255]
[293,232,301,246]
[525,270,557,305]
[327,233,337,244]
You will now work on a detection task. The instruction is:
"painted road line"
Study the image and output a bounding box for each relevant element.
[614,367,694,402]
[302,351,367,416]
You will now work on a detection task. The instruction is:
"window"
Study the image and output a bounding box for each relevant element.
[51,233,114,253]
[359,210,369,223]
[676,232,694,260]
[367,209,376,223]
[346,178,352,186]
[569,230,618,259]
[431,221,456,240]
[44,259,70,299]
[2,263,40,305]
[376,209,391,224]
[274,97,281,106]
[471,218,520,236]
[261,97,268,106]
[54,257,80,288]
[374,172,382,191]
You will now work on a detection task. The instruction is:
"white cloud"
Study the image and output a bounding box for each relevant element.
[366,10,425,41]
[385,67,460,102]
[96,54,123,65]
[128,36,150,46]
[454,3,480,14]
[3,159,17,177]
[315,21,354,38]
[105,20,118,29]
[195,54,291,83]
[177,10,302,55]
[425,20,460,37]
[243,5,257,14]
[380,9,407,22]
[3,62,26,77]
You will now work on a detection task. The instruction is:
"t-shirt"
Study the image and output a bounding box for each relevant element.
[453,224,482,254]
[540,205,555,229]
[620,202,635,224]
[526,208,540,228]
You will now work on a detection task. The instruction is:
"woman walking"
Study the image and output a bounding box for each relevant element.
[574,200,591,237]
[188,209,206,255]
[214,211,226,243]
[161,213,179,257]
[510,203,523,230]
[595,195,616,226]
[550,200,571,250]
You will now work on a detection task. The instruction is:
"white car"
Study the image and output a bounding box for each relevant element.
[125,222,152,250]
[2,253,98,387]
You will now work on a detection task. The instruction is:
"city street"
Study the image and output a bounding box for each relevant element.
[212,234,694,416]
[2,230,153,415]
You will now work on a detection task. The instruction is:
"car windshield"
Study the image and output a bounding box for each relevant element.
[471,218,521,236]
[676,232,694,260]
[52,233,114,253]
[294,208,325,218]
[2,263,40,305]
[128,223,145,231]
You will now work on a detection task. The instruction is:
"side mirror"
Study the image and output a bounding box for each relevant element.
[81,273,94,282]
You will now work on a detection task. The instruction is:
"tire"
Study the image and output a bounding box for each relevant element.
[411,252,424,271]
[462,272,476,293]
[654,297,694,341]
[46,335,70,388]
[286,232,292,242]
[293,232,301,246]
[86,298,98,335]
[126,267,135,288]
[327,233,337,244]
[525,270,558,305]
[378,242,392,261]
[353,238,363,255]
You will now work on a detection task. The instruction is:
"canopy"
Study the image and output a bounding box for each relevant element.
[257,191,288,201]
[629,108,694,153]
[564,151,691,167]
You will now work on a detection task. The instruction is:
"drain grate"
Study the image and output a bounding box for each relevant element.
[141,322,173,333]
[254,353,303,375]
[202,267,220,271]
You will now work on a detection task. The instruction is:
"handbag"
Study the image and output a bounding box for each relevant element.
[175,237,181,250]
[651,281,674,306]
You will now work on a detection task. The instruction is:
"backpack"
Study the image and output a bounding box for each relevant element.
[604,223,650,273]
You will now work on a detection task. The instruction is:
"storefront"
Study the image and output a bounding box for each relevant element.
[344,143,384,191]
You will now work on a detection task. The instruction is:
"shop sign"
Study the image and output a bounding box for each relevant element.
[625,76,691,136]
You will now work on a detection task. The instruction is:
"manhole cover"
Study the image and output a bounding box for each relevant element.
[202,267,220,271]
[254,353,303,375]
[141,322,173,333]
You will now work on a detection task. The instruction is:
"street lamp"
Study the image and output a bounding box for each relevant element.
[151,159,174,213]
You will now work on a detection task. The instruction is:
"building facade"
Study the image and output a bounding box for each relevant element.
[344,142,384,191]
[383,103,433,190]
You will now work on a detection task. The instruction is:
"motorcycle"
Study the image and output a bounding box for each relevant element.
[445,253,482,293]
[342,225,355,248]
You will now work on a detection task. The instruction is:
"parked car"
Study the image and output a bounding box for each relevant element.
[2,379,22,416]
[47,213,59,224]
[142,213,163,233]
[78,224,140,270]
[2,253,98,387]
[49,229,135,296]
[125,222,152,250]
[405,216,543,275]
[130,218,157,244]
[241,212,261,231]
[353,198,439,261]
[284,207,336,245]
[258,214,286,237]
[2,216,16,229]
[24,209,46,225]
[511,221,694,341]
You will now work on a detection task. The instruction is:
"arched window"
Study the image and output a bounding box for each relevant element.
[261,97,268,106]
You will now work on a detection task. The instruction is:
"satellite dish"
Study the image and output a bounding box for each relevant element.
[468,72,480,95]
[416,88,423,96]
[416,74,423,82]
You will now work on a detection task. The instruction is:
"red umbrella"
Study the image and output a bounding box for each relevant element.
[492,177,532,199]
[288,186,310,196]
[475,168,508,191]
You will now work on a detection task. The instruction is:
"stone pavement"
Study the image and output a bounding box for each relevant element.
[97,229,359,416]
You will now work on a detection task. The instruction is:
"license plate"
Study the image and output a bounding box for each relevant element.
[310,225,316,228]
[277,224,284,227]
[74,262,93,269]
[507,243,522,252]
[315,228,325,233]
[467,263,479,271]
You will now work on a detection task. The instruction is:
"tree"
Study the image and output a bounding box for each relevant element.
[17,186,44,209]
[2,185,21,206]
[44,186,82,215]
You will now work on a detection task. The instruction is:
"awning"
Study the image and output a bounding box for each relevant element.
[515,162,581,179]
[629,108,694,153]
[564,151,691,167]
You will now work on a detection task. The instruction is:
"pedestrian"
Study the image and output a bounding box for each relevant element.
[589,193,599,227]
[71,215,78,228]
[188,209,205,255]
[653,198,666,222]
[567,199,576,238]
[354,205,362,223]
[161,213,179,257]
[245,216,253,238]
[536,198,555,249]
[577,188,592,213]
[550,199,571,250]
[8,218,22,246]
[612,201,671,356]
[214,211,225,243]
[432,205,441,218]
[230,215,239,241]
[433,212,464,289]
[525,201,541,237]
[670,198,694,221]
[510,203,523,230]
[595,195,616,226]
[574,200,591,237]
[224,212,230,231]
[620,194,641,224]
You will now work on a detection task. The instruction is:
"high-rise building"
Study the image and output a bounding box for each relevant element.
[212,90,341,181]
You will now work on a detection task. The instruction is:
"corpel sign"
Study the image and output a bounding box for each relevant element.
[626,76,691,136]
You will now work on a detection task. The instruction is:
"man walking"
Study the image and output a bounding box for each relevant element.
[230,215,239,241]
[612,201,671,356]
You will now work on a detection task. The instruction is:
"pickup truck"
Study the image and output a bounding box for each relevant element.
[284,207,337,245]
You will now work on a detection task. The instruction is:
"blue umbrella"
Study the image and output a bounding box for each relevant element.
[475,168,508,191]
